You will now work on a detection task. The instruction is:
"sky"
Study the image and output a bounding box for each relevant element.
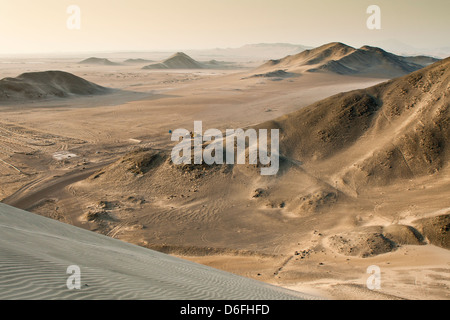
[0,0,449,54]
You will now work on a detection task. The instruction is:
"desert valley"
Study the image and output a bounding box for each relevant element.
[0,42,449,300]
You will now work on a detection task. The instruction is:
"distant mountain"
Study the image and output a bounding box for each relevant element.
[186,43,312,61]
[261,42,354,69]
[242,70,298,80]
[370,39,421,57]
[257,42,440,78]
[370,39,450,59]
[0,71,110,100]
[401,55,441,67]
[79,57,120,66]
[124,58,154,64]
[143,52,204,70]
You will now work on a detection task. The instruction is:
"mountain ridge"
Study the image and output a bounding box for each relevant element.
[257,42,442,78]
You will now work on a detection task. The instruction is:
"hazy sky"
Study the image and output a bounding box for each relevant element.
[0,0,449,54]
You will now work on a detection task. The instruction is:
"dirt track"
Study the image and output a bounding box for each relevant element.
[3,162,109,211]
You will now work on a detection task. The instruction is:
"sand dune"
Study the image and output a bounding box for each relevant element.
[0,71,110,101]
[0,203,317,300]
[143,52,204,70]
[257,42,440,78]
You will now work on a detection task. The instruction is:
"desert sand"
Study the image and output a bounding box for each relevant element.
[0,44,448,300]
[0,203,316,300]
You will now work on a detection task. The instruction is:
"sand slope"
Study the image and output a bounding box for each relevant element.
[0,203,317,300]
[0,71,110,101]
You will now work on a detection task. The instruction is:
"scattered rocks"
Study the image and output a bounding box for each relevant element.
[98,200,119,210]
[123,149,165,175]
[126,196,146,205]
[252,188,265,198]
[294,249,313,259]
[328,227,397,258]
[85,210,110,222]
[296,191,337,213]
